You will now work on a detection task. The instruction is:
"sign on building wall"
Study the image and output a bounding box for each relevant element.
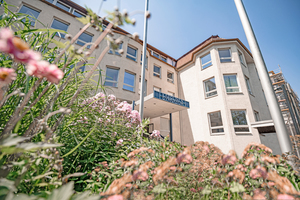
[154,91,190,108]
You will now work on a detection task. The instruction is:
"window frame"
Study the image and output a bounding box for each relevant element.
[218,48,232,63]
[231,110,251,134]
[109,42,123,56]
[126,45,137,61]
[167,91,175,96]
[55,1,71,12]
[224,74,240,93]
[167,71,174,83]
[123,71,136,92]
[153,86,161,92]
[75,32,93,48]
[73,10,85,18]
[245,76,253,95]
[254,110,260,122]
[50,18,69,39]
[153,65,161,78]
[18,4,40,26]
[238,51,246,67]
[204,77,217,98]
[208,111,225,135]
[200,53,212,69]
[153,51,160,59]
[161,56,167,63]
[104,67,119,88]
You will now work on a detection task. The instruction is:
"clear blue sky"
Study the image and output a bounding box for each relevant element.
[73,0,300,96]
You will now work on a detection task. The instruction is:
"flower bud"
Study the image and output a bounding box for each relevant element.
[132,32,139,41]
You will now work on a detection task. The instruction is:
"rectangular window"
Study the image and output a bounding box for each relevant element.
[201,53,212,69]
[104,68,119,87]
[45,0,54,3]
[73,10,85,18]
[56,1,70,12]
[208,111,224,134]
[254,111,260,121]
[239,51,246,66]
[109,43,123,56]
[167,72,174,83]
[231,110,250,133]
[168,91,175,96]
[245,76,253,95]
[76,32,93,48]
[153,65,161,78]
[161,56,167,63]
[204,77,217,98]
[224,75,240,93]
[153,86,161,92]
[126,46,137,61]
[139,78,147,96]
[153,52,160,59]
[19,5,40,26]
[51,19,69,39]
[123,72,135,92]
[140,54,148,69]
[219,49,231,63]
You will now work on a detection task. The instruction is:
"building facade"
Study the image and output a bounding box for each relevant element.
[3,0,285,156]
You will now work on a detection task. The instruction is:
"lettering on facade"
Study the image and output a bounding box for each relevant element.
[154,91,190,108]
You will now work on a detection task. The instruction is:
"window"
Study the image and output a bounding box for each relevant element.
[245,76,253,95]
[104,68,119,87]
[153,65,161,78]
[168,91,175,96]
[254,111,260,121]
[224,75,240,93]
[208,111,224,134]
[76,32,93,48]
[161,56,167,63]
[238,51,246,66]
[109,43,123,56]
[231,110,250,133]
[218,49,231,63]
[167,72,174,83]
[201,53,212,69]
[204,77,217,98]
[153,52,159,59]
[19,5,40,26]
[51,19,69,39]
[126,46,137,61]
[140,54,148,69]
[73,10,85,18]
[123,72,135,92]
[55,1,70,12]
[139,78,147,96]
[153,86,161,92]
[45,0,54,3]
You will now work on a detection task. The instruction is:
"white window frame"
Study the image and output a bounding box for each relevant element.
[161,56,167,63]
[245,76,253,95]
[123,71,135,92]
[153,51,160,59]
[218,48,232,63]
[109,42,123,56]
[126,45,137,61]
[104,67,119,88]
[231,110,251,134]
[200,53,212,69]
[238,51,246,67]
[208,111,224,135]
[224,74,240,93]
[75,32,93,48]
[254,110,260,122]
[153,86,161,92]
[55,1,71,12]
[51,18,69,39]
[18,4,41,26]
[72,10,86,18]
[153,65,161,78]
[167,91,175,96]
[204,77,217,98]
[167,71,174,83]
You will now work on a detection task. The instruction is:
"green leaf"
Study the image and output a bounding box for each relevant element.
[0,134,29,147]
[33,172,54,180]
[47,181,74,200]
[76,16,91,25]
[230,182,245,193]
[152,184,166,194]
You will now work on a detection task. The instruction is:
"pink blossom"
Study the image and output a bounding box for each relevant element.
[203,145,210,153]
[176,152,193,164]
[249,165,268,179]
[150,130,161,138]
[277,194,295,200]
[132,170,148,181]
[107,195,124,200]
[116,139,123,145]
[190,188,196,193]
[0,68,16,86]
[222,154,237,165]
[26,60,64,84]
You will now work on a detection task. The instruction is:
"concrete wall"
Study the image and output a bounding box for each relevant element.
[259,132,282,155]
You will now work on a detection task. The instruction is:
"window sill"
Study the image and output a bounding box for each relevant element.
[220,61,235,64]
[227,92,243,95]
[167,80,174,84]
[211,132,225,136]
[235,132,252,135]
[153,75,161,79]
[205,94,218,99]
[201,65,213,71]
[122,88,135,93]
[126,56,137,63]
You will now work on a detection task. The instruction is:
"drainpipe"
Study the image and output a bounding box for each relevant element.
[234,0,292,154]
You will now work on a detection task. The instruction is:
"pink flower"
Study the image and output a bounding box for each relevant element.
[277,194,295,200]
[249,165,268,179]
[116,139,123,145]
[107,195,124,200]
[222,154,237,165]
[203,145,210,153]
[150,130,161,138]
[176,152,193,164]
[0,68,16,86]
[26,60,64,84]
[132,170,148,181]
[190,188,196,193]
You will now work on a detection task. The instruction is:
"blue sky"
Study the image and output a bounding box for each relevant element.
[73,0,300,96]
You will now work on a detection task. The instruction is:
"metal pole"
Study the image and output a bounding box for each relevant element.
[169,113,173,142]
[234,0,292,153]
[139,0,149,120]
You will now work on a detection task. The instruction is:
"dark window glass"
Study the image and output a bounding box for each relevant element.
[56,1,70,12]
[51,19,69,38]
[19,5,40,26]
[73,10,85,18]
[104,68,119,87]
[123,72,135,92]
